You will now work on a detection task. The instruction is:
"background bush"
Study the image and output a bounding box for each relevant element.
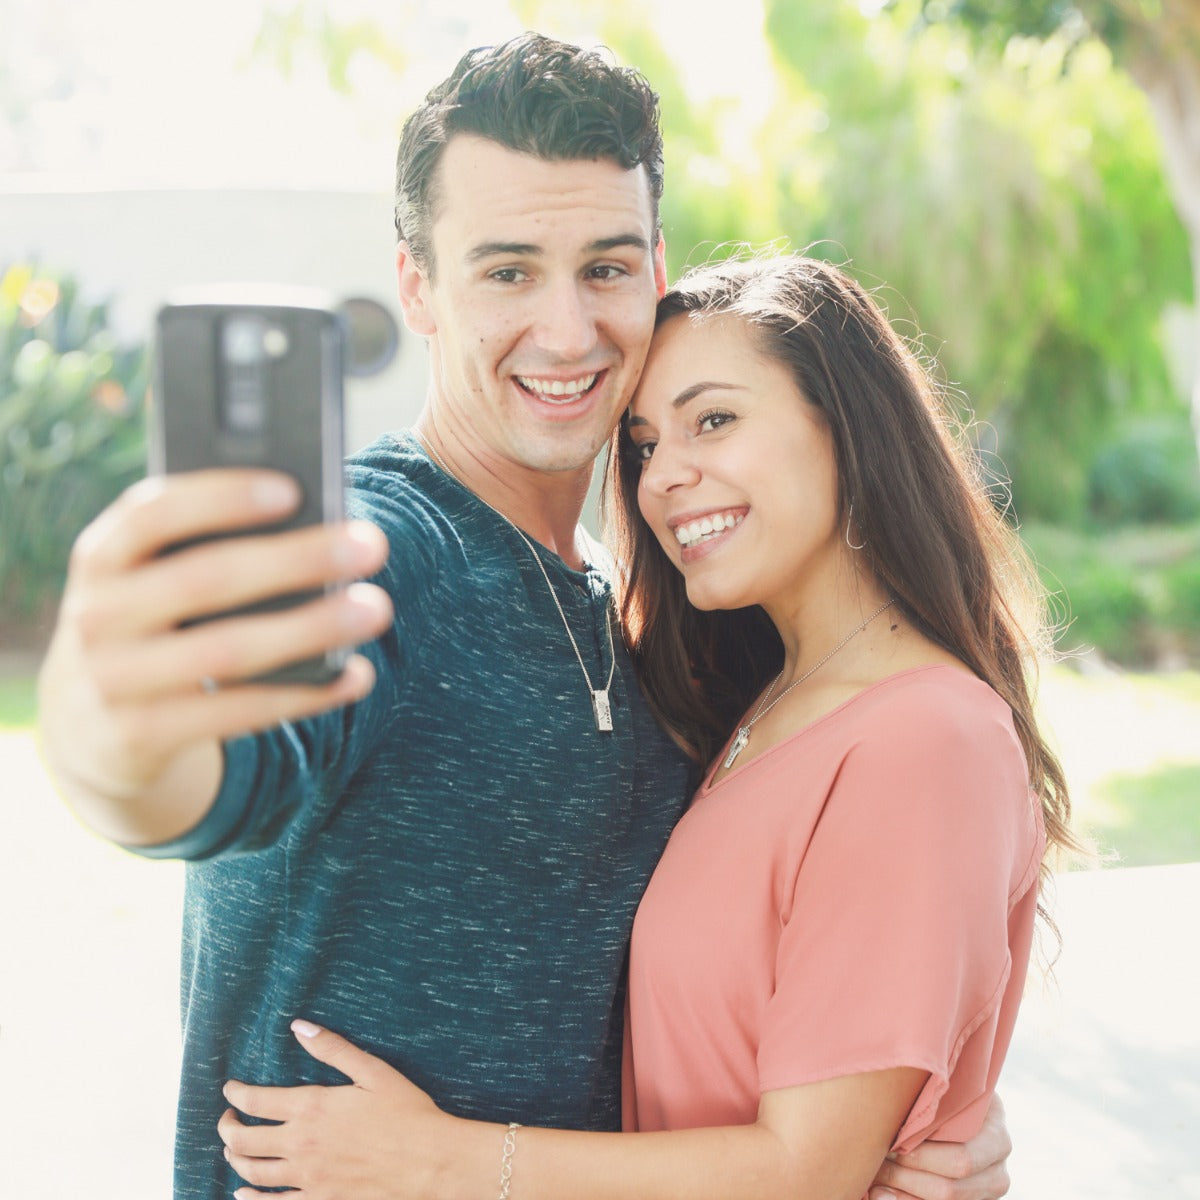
[1023,519,1200,665]
[0,264,147,638]
[1088,415,1200,525]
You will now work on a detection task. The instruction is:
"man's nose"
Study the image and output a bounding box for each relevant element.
[533,281,598,361]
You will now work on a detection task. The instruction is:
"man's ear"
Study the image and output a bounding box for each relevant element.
[396,241,436,336]
[653,234,668,300]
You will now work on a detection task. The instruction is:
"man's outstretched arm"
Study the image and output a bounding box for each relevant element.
[37,469,391,847]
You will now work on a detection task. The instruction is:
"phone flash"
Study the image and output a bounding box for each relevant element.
[262,327,290,359]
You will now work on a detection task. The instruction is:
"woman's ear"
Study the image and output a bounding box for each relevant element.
[395,242,436,336]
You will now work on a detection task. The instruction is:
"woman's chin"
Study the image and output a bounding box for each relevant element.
[684,579,749,613]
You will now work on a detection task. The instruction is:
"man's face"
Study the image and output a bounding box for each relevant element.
[398,135,667,479]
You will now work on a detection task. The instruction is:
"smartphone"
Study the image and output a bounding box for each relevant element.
[150,287,348,685]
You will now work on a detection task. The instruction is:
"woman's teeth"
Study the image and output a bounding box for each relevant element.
[674,512,745,548]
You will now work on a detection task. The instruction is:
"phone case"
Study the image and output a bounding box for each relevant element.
[151,289,348,685]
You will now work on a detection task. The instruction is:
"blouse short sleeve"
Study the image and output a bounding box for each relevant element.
[756,671,1043,1149]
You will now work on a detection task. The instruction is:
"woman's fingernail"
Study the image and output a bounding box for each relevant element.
[292,1018,321,1038]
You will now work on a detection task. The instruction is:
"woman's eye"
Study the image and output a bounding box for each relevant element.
[698,409,734,433]
[629,440,655,463]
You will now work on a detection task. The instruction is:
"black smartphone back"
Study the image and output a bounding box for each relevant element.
[151,288,348,685]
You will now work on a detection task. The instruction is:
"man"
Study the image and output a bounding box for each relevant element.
[38,33,1010,1200]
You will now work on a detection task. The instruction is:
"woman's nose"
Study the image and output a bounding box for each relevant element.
[641,438,700,496]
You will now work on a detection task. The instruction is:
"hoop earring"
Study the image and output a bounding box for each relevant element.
[845,503,866,551]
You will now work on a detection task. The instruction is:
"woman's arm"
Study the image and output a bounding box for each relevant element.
[220,1020,924,1200]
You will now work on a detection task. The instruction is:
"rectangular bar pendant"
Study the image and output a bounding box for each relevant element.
[723,726,750,769]
[591,689,613,732]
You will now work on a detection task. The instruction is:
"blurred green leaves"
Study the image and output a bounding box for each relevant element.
[0,265,147,631]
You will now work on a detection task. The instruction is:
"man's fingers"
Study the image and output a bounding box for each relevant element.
[126,654,378,748]
[891,1125,1010,1180]
[889,1139,977,1180]
[867,1187,915,1200]
[72,519,389,644]
[869,1156,1011,1200]
[878,1091,1011,1200]
[71,471,302,578]
[89,583,391,701]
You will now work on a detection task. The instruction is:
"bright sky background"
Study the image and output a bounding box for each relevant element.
[1,0,771,190]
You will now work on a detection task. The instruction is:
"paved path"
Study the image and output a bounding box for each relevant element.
[3,722,1198,1197]
[1002,862,1200,1197]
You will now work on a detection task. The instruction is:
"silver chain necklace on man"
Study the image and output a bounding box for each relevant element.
[722,597,895,769]
[413,429,617,733]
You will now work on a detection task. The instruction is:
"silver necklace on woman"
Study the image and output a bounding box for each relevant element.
[722,597,895,769]
[413,429,617,733]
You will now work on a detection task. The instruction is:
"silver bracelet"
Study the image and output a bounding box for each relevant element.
[498,1121,521,1200]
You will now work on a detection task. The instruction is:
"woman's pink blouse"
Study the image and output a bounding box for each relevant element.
[624,665,1045,1152]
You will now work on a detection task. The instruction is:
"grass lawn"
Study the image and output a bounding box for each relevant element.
[1036,665,1200,867]
[0,672,37,727]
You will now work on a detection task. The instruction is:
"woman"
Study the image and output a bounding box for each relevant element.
[219,255,1072,1200]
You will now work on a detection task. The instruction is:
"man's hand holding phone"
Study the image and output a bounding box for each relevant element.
[37,290,395,848]
[38,469,391,847]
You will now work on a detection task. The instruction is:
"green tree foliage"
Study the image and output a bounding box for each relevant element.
[250,0,411,91]
[0,266,147,631]
[248,0,1190,525]
[513,0,786,272]
[758,0,1190,521]
[911,0,1200,475]
[588,0,1191,521]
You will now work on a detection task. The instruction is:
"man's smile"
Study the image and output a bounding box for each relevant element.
[515,371,604,402]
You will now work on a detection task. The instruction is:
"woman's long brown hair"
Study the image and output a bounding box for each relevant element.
[602,254,1078,933]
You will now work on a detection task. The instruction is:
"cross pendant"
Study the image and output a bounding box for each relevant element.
[723,726,750,770]
[591,689,614,733]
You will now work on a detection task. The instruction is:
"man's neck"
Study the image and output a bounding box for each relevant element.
[412,421,593,569]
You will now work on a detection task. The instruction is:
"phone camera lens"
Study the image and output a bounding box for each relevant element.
[262,327,290,359]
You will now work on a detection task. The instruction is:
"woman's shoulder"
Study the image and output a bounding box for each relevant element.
[853,663,1016,744]
[833,665,1029,811]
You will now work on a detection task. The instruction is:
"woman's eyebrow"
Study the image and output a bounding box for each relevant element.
[667,381,744,409]
[627,382,745,427]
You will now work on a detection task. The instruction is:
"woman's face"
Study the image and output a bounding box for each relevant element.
[628,313,843,616]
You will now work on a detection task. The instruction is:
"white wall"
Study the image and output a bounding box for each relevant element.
[0,184,428,452]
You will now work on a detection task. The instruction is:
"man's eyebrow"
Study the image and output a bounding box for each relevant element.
[466,241,540,264]
[627,382,745,426]
[589,234,652,254]
[465,233,651,264]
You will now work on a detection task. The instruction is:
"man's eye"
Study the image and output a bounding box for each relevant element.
[490,268,525,283]
[589,264,626,281]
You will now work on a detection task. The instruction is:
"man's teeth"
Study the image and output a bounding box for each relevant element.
[518,374,598,399]
[674,512,744,548]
